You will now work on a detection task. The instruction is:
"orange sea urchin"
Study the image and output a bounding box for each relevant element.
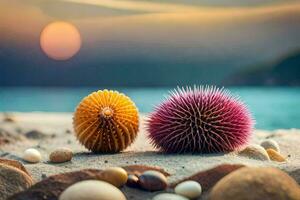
[73,90,139,153]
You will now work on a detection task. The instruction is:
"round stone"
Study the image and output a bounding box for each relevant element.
[210,167,300,200]
[152,193,189,200]
[50,147,73,163]
[238,144,270,161]
[23,148,42,163]
[261,139,280,152]
[59,180,126,200]
[100,167,128,187]
[139,170,168,191]
[0,164,33,199]
[174,180,202,199]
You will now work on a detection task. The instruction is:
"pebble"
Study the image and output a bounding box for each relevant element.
[152,193,189,200]
[100,167,128,187]
[266,149,286,162]
[59,180,126,200]
[209,167,300,200]
[23,148,42,163]
[238,144,270,161]
[260,139,280,152]
[126,174,139,188]
[50,147,73,163]
[139,170,168,191]
[0,164,33,200]
[175,180,202,199]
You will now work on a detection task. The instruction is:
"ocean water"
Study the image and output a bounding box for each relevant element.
[0,87,299,130]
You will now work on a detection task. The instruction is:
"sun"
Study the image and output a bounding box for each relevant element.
[40,21,81,61]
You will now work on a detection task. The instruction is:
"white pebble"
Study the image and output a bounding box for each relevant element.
[175,180,202,199]
[23,148,42,163]
[260,139,280,153]
[153,193,189,200]
[59,180,126,200]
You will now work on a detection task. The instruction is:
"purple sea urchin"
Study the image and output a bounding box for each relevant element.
[147,86,254,153]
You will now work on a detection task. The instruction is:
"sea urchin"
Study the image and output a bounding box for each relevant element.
[73,90,139,153]
[147,86,254,153]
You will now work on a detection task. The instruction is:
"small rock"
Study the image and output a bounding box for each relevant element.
[100,167,128,187]
[209,167,300,200]
[126,174,139,188]
[152,193,189,200]
[25,130,47,140]
[0,164,33,200]
[238,144,270,161]
[139,170,168,191]
[174,180,202,199]
[260,139,280,152]
[59,180,126,200]
[266,149,286,162]
[50,147,73,163]
[23,148,42,163]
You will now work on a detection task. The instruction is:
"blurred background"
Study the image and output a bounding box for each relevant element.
[0,0,300,130]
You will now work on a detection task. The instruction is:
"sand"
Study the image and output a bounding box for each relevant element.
[0,112,299,199]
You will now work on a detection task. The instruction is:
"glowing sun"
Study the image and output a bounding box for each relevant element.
[40,21,81,60]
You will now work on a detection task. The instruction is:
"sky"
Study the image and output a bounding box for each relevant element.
[0,0,300,86]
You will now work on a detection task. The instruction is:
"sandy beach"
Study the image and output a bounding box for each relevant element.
[0,112,299,199]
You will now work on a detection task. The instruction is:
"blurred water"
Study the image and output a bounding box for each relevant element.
[0,87,299,130]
